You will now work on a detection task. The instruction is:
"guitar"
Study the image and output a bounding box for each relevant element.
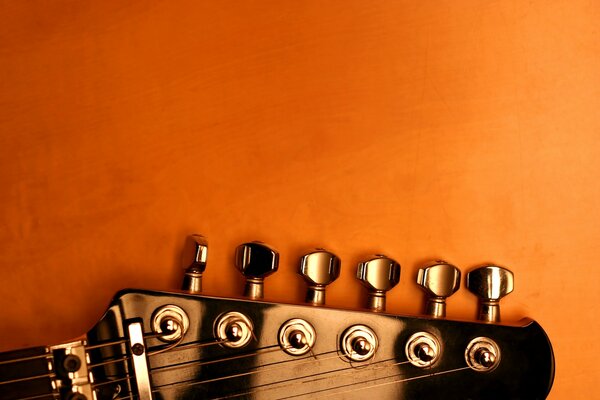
[0,235,555,400]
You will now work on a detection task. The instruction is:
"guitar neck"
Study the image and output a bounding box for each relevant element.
[0,340,93,400]
[0,346,55,400]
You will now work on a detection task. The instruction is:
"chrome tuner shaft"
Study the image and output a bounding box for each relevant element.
[417,260,461,318]
[182,234,208,293]
[235,241,279,299]
[299,249,341,305]
[466,265,514,323]
[356,255,400,312]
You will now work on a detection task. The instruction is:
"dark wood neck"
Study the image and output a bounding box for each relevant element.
[0,346,55,400]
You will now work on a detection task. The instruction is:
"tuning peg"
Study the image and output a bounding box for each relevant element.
[356,255,401,312]
[416,260,461,318]
[181,234,208,293]
[235,241,279,299]
[466,265,514,323]
[299,249,341,305]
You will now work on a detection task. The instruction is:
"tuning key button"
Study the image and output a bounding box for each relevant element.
[182,234,208,293]
[235,241,279,299]
[299,249,341,305]
[416,260,461,318]
[466,265,514,323]
[356,255,401,312]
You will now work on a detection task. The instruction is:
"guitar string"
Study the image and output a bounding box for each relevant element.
[111,365,470,400]
[1,335,153,395]
[211,365,471,400]
[202,355,412,399]
[88,338,272,399]
[14,394,59,400]
[3,336,330,390]
[90,343,292,396]
[93,340,431,396]
[150,347,341,391]
[95,344,366,395]
[149,344,282,375]
[148,337,417,395]
[89,338,231,386]
[316,366,472,399]
[0,332,159,368]
[281,366,472,400]
[150,348,469,400]
[13,341,470,400]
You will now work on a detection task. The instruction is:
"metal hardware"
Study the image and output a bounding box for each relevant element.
[235,241,279,299]
[416,260,461,318]
[465,337,501,372]
[182,234,208,293]
[405,332,441,368]
[299,248,341,305]
[467,265,514,322]
[278,319,316,356]
[127,322,153,400]
[48,341,93,400]
[356,255,401,311]
[340,325,378,362]
[215,312,254,348]
[152,305,189,342]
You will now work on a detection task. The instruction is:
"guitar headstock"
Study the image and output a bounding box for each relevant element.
[0,235,554,400]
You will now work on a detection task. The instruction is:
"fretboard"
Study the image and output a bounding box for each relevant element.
[0,346,55,400]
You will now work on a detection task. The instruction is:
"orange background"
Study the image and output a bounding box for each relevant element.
[0,1,598,398]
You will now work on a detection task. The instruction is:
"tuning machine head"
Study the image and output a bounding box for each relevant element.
[299,248,341,305]
[181,234,208,293]
[416,260,461,318]
[466,264,514,322]
[356,255,401,312]
[235,241,279,299]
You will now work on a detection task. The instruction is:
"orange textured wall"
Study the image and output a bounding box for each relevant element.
[0,1,598,398]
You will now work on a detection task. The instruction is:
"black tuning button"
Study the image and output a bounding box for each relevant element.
[235,241,279,299]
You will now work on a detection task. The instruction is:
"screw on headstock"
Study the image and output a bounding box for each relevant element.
[298,248,341,305]
[356,255,401,312]
[235,241,279,299]
[181,234,208,294]
[466,265,514,323]
[416,260,461,318]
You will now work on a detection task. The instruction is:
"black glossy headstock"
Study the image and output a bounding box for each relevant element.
[0,238,555,400]
[86,289,554,400]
